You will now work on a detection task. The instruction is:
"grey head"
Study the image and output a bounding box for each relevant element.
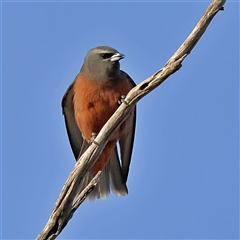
[80,46,125,81]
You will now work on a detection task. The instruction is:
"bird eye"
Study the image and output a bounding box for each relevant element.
[101,53,112,59]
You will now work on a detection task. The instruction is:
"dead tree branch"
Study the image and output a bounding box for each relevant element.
[36,1,226,239]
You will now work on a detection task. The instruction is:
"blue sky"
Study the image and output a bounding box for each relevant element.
[1,1,239,239]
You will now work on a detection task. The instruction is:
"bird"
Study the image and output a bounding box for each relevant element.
[61,46,136,200]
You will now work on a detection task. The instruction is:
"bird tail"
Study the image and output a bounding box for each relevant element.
[75,147,128,201]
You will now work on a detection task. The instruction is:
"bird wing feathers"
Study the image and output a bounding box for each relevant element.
[118,72,136,184]
[61,78,84,160]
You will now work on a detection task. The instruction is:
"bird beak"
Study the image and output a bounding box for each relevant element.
[110,52,125,62]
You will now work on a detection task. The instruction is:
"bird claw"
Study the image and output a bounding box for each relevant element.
[91,132,97,139]
[90,132,100,146]
[118,95,129,105]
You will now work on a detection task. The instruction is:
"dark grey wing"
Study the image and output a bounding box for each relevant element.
[61,79,83,160]
[119,71,137,184]
[109,147,128,195]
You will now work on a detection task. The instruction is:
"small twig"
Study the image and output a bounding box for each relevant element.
[72,171,102,211]
[36,1,226,239]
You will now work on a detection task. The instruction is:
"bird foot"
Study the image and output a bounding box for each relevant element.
[90,132,100,146]
[118,95,129,105]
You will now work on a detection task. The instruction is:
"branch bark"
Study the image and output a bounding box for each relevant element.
[36,1,226,239]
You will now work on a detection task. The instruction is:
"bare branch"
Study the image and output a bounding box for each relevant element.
[36,1,226,239]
